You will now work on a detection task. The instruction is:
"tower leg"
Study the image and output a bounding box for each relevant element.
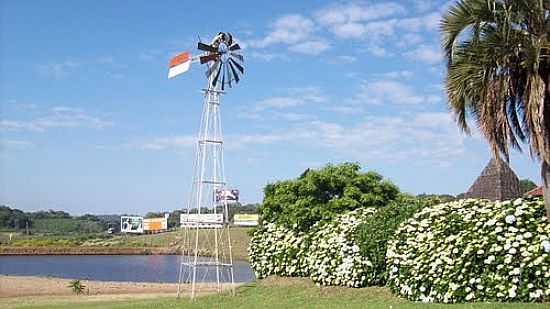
[177,86,234,299]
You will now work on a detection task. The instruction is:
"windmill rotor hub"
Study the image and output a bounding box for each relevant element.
[196,32,244,90]
[218,43,229,63]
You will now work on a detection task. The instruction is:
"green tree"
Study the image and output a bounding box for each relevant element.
[520,178,538,194]
[144,212,164,219]
[260,162,399,231]
[0,206,30,230]
[441,0,550,215]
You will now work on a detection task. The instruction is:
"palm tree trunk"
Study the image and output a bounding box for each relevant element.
[543,160,550,217]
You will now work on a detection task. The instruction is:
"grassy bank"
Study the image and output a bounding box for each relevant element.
[0,228,252,260]
[2,277,547,309]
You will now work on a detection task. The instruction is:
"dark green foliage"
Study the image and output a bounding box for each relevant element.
[167,210,183,229]
[31,218,105,234]
[30,209,71,219]
[355,197,428,285]
[260,163,399,232]
[520,179,537,194]
[415,193,456,204]
[76,214,101,221]
[0,205,30,230]
[144,212,165,219]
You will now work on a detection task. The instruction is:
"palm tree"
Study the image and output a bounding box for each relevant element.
[441,0,550,215]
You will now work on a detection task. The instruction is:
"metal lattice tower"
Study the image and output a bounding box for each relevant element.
[169,32,243,299]
[177,81,235,299]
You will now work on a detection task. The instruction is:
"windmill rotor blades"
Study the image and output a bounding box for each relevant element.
[206,60,220,77]
[200,53,219,64]
[198,42,218,53]
[230,53,244,62]
[227,33,233,46]
[221,64,226,90]
[228,61,240,83]
[229,58,244,74]
[229,43,241,51]
[212,61,222,87]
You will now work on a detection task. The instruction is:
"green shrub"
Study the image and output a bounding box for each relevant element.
[355,197,427,286]
[67,279,86,295]
[249,208,379,287]
[248,223,309,278]
[308,208,377,287]
[387,198,549,303]
[260,162,399,232]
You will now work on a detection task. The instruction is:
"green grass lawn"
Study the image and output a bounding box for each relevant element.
[3,277,548,309]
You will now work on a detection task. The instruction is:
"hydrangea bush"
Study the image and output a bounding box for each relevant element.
[308,208,377,287]
[387,198,550,303]
[248,223,309,278]
[249,208,377,287]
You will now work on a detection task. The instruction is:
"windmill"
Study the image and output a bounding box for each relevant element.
[168,32,244,299]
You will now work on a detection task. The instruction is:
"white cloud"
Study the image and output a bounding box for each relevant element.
[288,40,330,55]
[138,135,195,150]
[272,112,313,122]
[403,44,443,64]
[355,80,440,105]
[0,106,112,132]
[249,51,287,61]
[381,70,414,79]
[314,2,405,38]
[397,33,424,47]
[248,14,314,48]
[328,55,357,64]
[253,87,327,111]
[366,45,393,57]
[138,112,465,163]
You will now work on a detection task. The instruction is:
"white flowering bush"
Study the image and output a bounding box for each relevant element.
[248,223,309,278]
[249,207,377,287]
[387,197,550,303]
[308,208,377,287]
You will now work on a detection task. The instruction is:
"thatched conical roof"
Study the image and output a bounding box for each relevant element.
[464,158,521,201]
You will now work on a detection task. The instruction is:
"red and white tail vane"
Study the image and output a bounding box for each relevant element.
[168,51,191,79]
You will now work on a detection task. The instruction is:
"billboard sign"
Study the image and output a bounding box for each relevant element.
[121,216,144,233]
[181,213,224,228]
[233,214,258,226]
[215,189,239,203]
[143,216,168,232]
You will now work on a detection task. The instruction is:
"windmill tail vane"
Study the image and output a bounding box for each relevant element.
[168,32,244,90]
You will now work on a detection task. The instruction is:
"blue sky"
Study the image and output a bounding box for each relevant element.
[0,0,542,215]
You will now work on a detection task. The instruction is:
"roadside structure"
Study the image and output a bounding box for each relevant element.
[464,157,521,201]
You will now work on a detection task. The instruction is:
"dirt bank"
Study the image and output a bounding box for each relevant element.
[0,275,235,298]
[0,246,178,255]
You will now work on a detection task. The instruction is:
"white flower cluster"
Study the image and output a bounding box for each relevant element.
[248,223,309,278]
[387,198,550,303]
[248,208,377,287]
[308,208,377,287]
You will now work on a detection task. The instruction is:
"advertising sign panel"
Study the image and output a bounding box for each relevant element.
[233,214,258,226]
[215,189,239,203]
[180,213,224,228]
[143,216,168,232]
[121,216,144,233]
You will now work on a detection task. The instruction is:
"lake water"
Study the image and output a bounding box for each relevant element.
[0,255,255,283]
